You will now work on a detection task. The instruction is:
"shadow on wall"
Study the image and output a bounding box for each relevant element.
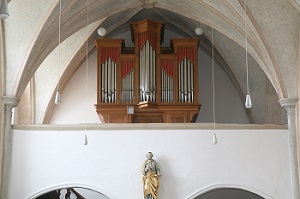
[195,188,264,199]
[35,187,110,199]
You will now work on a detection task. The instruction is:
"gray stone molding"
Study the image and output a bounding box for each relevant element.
[1,96,19,199]
[279,97,300,199]
[2,96,20,107]
[279,97,298,108]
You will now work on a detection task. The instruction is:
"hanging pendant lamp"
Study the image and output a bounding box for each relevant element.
[55,0,62,105]
[245,93,252,108]
[212,133,217,145]
[0,0,9,20]
[83,134,88,145]
[211,28,218,144]
[244,0,252,109]
[55,89,61,104]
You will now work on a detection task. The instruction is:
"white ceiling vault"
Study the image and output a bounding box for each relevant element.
[2,0,300,124]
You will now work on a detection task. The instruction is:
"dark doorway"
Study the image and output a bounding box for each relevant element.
[195,188,265,199]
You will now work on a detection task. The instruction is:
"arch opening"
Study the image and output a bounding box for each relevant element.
[28,185,114,199]
[194,188,264,199]
[187,184,274,199]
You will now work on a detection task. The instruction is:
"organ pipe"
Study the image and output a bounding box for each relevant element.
[122,69,134,102]
[101,58,117,103]
[178,57,194,103]
[95,21,199,106]
[161,60,174,103]
[139,40,156,102]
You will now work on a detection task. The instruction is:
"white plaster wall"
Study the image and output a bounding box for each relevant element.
[49,51,100,124]
[197,47,248,123]
[10,127,291,199]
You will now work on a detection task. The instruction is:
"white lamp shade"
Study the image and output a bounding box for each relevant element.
[195,27,203,35]
[55,90,61,104]
[84,134,88,145]
[212,133,217,145]
[0,0,9,19]
[97,27,107,36]
[245,93,252,109]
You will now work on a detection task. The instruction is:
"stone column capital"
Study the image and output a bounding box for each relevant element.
[279,97,298,108]
[2,96,20,107]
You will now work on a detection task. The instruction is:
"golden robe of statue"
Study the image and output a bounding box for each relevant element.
[142,152,161,199]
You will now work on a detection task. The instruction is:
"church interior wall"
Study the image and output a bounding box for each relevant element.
[10,127,290,199]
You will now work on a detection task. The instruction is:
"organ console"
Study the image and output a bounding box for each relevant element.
[95,19,201,123]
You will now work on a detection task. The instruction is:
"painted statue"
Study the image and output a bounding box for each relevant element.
[142,152,161,199]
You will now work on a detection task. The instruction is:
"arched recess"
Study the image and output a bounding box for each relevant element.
[28,183,118,199]
[13,0,144,99]
[186,184,274,199]
[153,0,287,99]
[14,0,286,100]
[10,1,287,124]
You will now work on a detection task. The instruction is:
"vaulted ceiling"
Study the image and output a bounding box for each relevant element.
[2,0,300,124]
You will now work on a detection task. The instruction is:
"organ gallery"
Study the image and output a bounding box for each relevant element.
[95,19,201,123]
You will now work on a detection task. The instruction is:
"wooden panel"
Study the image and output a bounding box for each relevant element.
[133,112,163,123]
[170,116,186,123]
[133,116,163,123]
[109,116,127,123]
[133,116,148,123]
[168,112,188,123]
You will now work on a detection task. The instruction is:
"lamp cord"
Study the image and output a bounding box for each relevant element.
[211,28,216,130]
[58,0,61,91]
[85,0,89,139]
[245,0,249,94]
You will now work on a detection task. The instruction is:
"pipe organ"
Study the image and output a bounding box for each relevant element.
[95,19,201,123]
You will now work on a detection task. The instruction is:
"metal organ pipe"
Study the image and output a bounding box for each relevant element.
[104,60,107,102]
[161,64,174,103]
[100,43,196,104]
[183,58,188,102]
[178,57,194,103]
[139,48,145,101]
[114,63,117,102]
[101,58,117,103]
[145,41,149,100]
[101,61,105,103]
[131,69,134,102]
[108,58,111,102]
[191,63,193,102]
[139,40,156,102]
[152,42,155,101]
[180,61,184,102]
[121,61,134,103]
[187,58,191,102]
[162,71,165,102]
[149,43,153,101]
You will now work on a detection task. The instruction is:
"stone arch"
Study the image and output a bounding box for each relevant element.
[7,1,288,124]
[27,183,118,199]
[186,184,275,199]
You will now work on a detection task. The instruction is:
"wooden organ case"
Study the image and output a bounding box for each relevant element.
[95,19,201,123]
